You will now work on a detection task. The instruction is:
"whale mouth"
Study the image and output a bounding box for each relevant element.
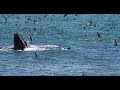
[14,33,29,50]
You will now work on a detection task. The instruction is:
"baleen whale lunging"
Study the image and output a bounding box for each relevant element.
[14,33,29,50]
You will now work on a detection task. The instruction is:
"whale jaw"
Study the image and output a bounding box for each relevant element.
[14,33,28,50]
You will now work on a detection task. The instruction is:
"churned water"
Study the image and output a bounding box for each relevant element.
[0,14,120,76]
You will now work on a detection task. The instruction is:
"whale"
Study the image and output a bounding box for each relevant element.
[14,33,29,50]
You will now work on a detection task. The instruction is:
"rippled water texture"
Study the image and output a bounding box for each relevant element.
[0,14,120,76]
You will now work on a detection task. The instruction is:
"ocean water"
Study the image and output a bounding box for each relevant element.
[0,14,120,76]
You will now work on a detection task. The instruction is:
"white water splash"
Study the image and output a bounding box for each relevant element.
[61,47,69,51]
[0,45,61,52]
[24,45,60,51]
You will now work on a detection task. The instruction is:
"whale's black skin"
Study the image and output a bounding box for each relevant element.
[14,33,28,50]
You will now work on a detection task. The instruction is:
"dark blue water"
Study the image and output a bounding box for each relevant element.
[0,14,120,76]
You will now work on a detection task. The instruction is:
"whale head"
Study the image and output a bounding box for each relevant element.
[14,33,28,50]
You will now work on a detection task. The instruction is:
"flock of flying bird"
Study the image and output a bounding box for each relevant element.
[1,14,120,76]
[0,14,119,58]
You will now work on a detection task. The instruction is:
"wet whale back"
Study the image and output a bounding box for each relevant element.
[14,33,28,50]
